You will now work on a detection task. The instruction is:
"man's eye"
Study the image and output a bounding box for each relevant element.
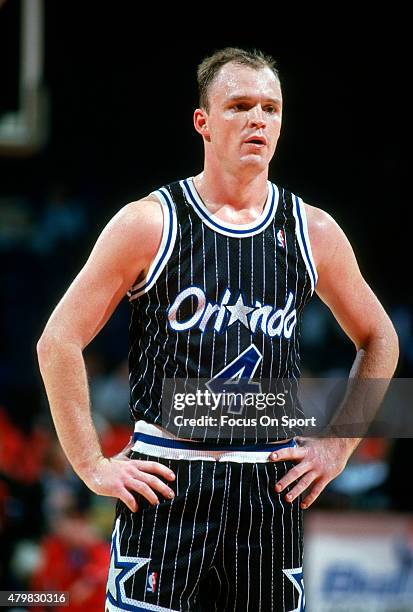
[233,104,248,111]
[265,106,276,113]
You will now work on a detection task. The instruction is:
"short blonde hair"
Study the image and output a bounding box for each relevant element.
[197,47,280,111]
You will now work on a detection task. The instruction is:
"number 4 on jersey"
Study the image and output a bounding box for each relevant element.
[206,344,262,415]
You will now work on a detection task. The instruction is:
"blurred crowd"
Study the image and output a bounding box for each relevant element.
[1,184,413,609]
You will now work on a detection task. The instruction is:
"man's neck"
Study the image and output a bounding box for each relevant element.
[193,166,269,215]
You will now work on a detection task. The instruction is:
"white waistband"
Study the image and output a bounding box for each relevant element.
[132,420,293,463]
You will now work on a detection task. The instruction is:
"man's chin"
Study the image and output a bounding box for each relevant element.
[239,154,268,170]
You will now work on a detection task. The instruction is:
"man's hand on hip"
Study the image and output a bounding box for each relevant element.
[82,443,176,513]
[269,437,357,509]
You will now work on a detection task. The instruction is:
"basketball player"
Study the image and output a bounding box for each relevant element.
[37,48,399,611]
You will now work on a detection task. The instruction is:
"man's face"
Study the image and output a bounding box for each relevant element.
[202,62,283,174]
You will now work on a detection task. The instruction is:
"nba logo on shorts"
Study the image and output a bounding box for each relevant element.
[277,229,286,248]
[146,571,158,593]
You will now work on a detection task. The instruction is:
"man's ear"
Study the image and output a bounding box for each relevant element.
[193,108,210,141]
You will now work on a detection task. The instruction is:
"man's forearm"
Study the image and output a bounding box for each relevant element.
[37,336,103,482]
[330,329,399,448]
[350,330,399,379]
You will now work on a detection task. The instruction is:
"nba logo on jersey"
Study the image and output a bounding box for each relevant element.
[146,571,158,593]
[277,228,286,248]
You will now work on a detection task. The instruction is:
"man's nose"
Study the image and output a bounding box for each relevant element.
[248,105,266,128]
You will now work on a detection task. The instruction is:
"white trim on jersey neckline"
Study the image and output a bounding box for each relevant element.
[127,179,318,299]
[182,177,279,238]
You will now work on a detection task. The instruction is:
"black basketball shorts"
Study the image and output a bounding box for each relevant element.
[105,437,304,612]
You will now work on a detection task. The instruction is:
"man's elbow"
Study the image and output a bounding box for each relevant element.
[36,330,58,368]
[36,326,70,367]
[383,318,400,370]
[365,322,400,373]
[389,325,400,372]
[37,326,84,367]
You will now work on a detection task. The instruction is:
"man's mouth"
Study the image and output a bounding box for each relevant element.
[244,136,267,147]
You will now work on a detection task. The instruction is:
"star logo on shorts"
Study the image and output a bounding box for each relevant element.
[283,566,305,612]
[106,518,177,611]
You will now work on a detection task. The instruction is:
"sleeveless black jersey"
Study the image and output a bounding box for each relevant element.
[127,177,318,441]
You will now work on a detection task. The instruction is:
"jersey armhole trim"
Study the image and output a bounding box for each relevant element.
[292,195,318,293]
[127,188,177,301]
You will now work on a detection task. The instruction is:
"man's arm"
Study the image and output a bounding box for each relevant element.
[271,204,399,508]
[37,196,176,512]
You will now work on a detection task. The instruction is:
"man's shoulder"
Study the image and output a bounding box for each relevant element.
[114,193,164,235]
[302,202,341,270]
[121,192,163,219]
[304,202,335,231]
[100,194,164,270]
